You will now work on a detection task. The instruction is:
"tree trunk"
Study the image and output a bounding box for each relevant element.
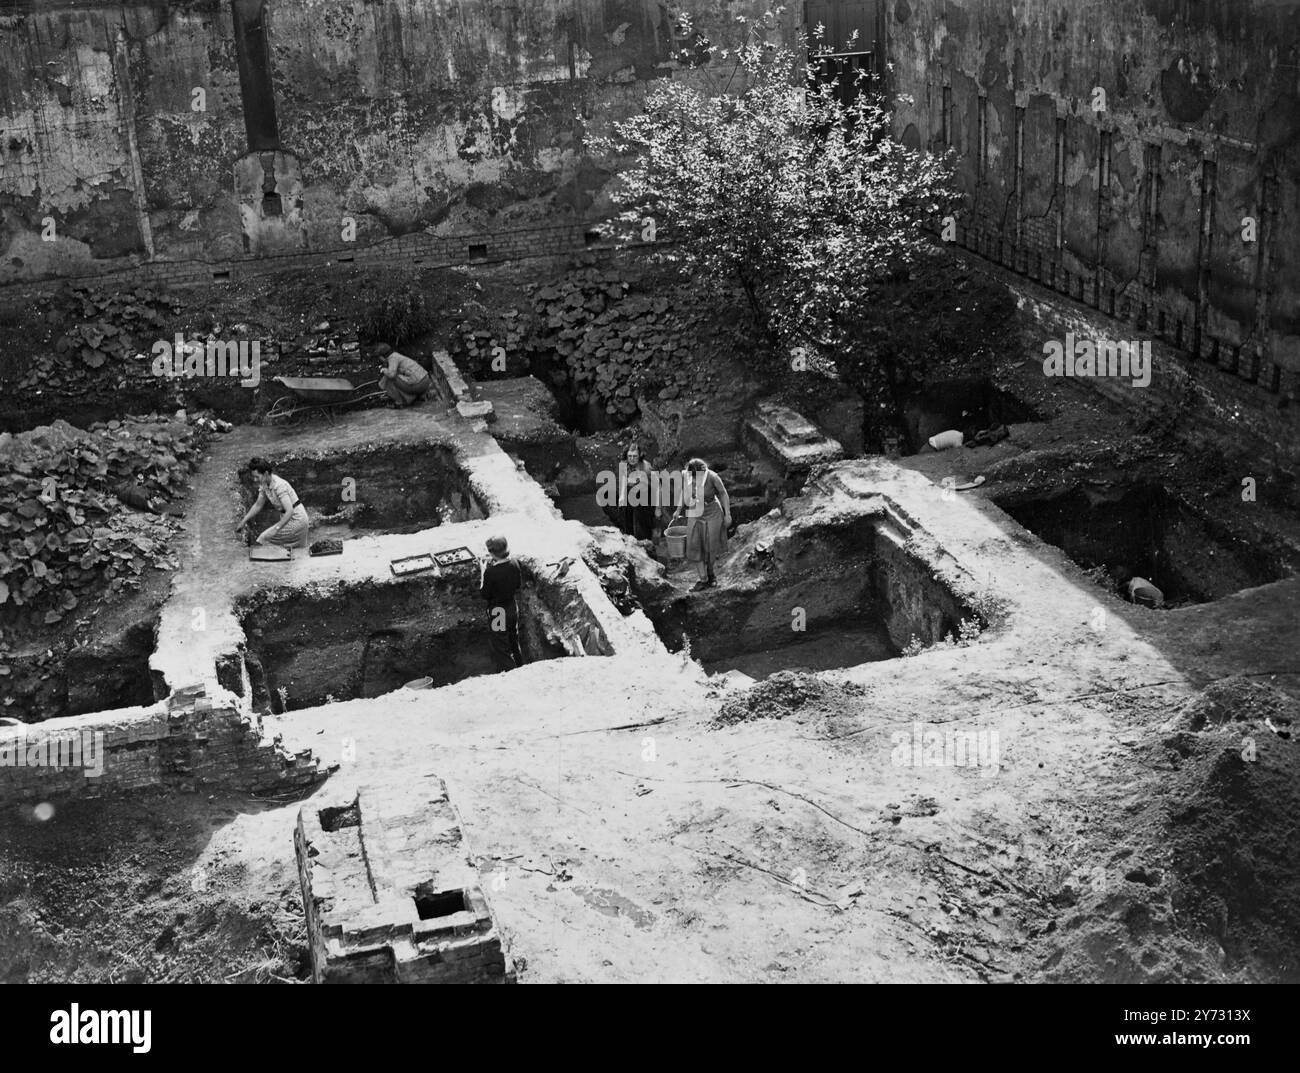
[737,271,779,348]
[861,353,914,455]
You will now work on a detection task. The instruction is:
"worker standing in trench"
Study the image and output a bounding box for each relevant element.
[680,457,731,591]
[616,440,657,541]
[480,535,527,671]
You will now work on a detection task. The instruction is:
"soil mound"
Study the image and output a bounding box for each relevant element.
[1041,677,1300,982]
[716,671,866,726]
[1161,686,1300,979]
[1162,674,1296,734]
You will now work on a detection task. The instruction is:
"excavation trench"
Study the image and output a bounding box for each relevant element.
[901,378,1040,454]
[634,516,979,680]
[997,482,1294,606]
[236,567,603,712]
[3,618,161,722]
[240,444,487,541]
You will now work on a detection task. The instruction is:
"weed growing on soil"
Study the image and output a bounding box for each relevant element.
[0,415,204,628]
[902,617,983,657]
[19,286,180,399]
[359,283,435,346]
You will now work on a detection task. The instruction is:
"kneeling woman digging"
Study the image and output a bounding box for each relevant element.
[681,457,731,591]
[235,457,311,551]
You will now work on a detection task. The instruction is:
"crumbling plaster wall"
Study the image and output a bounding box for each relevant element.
[0,0,790,283]
[887,0,1300,397]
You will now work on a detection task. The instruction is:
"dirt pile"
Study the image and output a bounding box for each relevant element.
[1040,677,1300,982]
[716,670,867,726]
[0,793,307,984]
[1161,681,1300,979]
[1162,675,1296,734]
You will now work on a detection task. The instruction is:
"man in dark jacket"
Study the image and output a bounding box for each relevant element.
[480,535,526,671]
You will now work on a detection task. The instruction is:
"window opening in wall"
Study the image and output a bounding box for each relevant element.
[1013,106,1025,195]
[942,85,952,146]
[1140,143,1162,290]
[977,96,987,177]
[231,0,280,151]
[1054,117,1066,250]
[1195,158,1218,355]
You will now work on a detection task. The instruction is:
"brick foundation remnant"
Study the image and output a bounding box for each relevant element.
[295,781,515,984]
[0,685,327,806]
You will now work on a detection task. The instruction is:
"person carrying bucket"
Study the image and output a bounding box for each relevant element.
[678,457,731,591]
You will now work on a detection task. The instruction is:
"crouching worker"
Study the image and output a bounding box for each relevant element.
[480,535,526,672]
[235,457,311,548]
[379,352,433,408]
[1117,567,1165,609]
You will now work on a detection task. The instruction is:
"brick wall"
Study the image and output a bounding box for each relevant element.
[0,224,647,309]
[890,0,1300,418]
[949,240,1300,467]
[0,686,327,807]
[0,0,772,286]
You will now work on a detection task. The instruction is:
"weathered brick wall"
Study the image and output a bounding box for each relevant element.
[887,0,1300,415]
[0,0,786,286]
[0,686,326,806]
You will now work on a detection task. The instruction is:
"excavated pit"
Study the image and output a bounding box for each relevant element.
[903,378,1040,454]
[638,516,977,679]
[997,483,1292,606]
[237,570,570,712]
[241,444,487,541]
[4,617,160,722]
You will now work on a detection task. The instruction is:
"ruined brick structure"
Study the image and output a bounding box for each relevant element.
[295,780,515,984]
[0,0,786,286]
[884,0,1300,403]
[0,685,327,806]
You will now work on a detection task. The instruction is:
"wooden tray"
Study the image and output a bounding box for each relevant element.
[391,553,439,577]
[433,546,476,568]
[249,545,292,562]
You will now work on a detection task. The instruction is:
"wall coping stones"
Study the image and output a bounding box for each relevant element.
[744,399,845,477]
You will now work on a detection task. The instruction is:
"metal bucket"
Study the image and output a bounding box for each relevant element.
[664,523,688,559]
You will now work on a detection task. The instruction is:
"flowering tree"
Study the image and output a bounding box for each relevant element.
[600,11,1017,451]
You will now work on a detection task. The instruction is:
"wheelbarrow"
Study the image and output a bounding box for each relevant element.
[264,375,384,425]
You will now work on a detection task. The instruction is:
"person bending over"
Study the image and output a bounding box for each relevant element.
[681,457,730,591]
[480,534,526,671]
[235,457,311,549]
[379,352,433,408]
